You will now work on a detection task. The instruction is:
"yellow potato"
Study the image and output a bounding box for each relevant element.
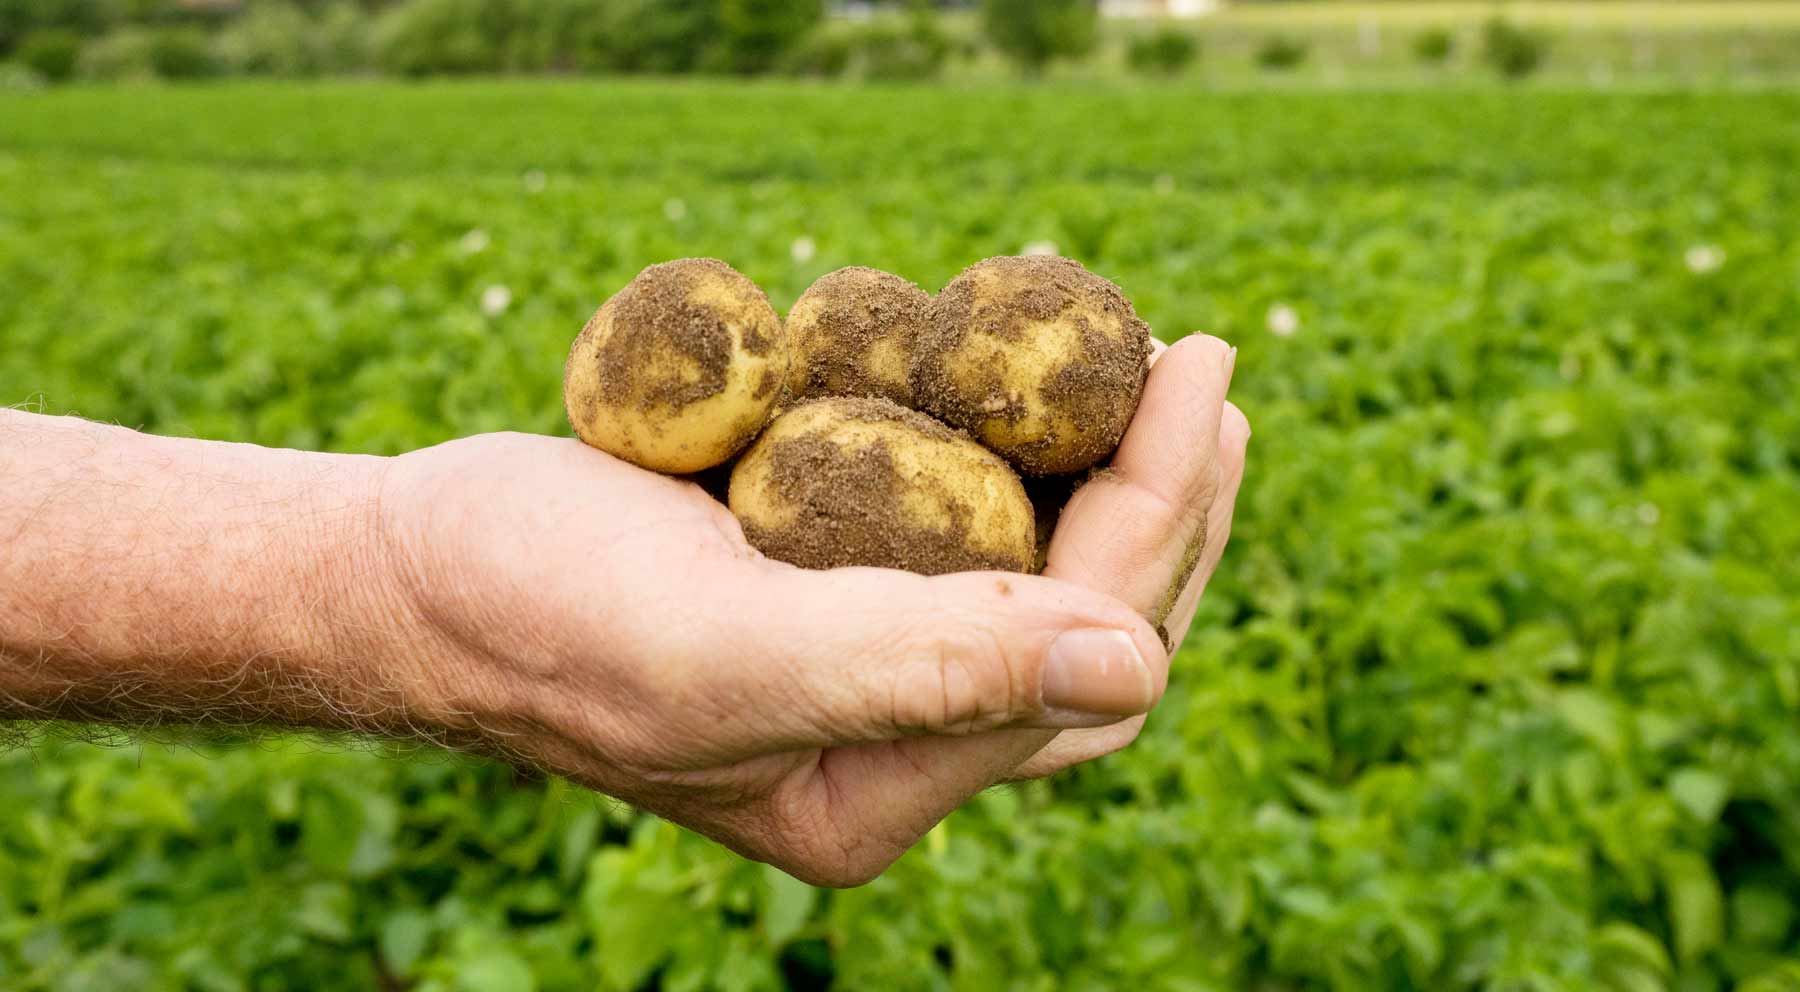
[728,397,1035,575]
[564,258,785,474]
[913,255,1151,476]
[784,266,931,406]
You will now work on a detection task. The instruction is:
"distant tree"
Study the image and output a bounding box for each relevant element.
[1127,27,1197,76]
[0,0,118,55]
[1482,15,1547,79]
[601,0,821,75]
[17,27,80,80]
[605,0,719,73]
[372,0,507,75]
[780,24,852,77]
[214,1,316,76]
[147,26,221,77]
[1413,27,1453,64]
[780,3,948,81]
[717,0,825,73]
[982,0,1096,75]
[1255,33,1308,71]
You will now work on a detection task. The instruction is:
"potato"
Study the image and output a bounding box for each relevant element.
[564,258,785,474]
[783,266,931,407]
[728,396,1035,575]
[913,255,1151,476]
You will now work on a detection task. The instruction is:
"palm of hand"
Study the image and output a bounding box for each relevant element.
[379,334,1245,885]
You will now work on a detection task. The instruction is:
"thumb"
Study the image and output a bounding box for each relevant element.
[717,565,1169,752]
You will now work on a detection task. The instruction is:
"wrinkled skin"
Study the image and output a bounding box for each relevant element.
[377,334,1248,886]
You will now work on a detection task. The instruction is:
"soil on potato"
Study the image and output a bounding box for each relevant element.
[590,258,763,415]
[789,267,929,403]
[742,398,1030,575]
[915,255,1150,475]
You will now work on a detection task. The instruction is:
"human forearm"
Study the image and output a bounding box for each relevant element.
[0,410,408,732]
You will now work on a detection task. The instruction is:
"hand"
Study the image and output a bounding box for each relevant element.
[3,331,1245,889]
[1011,333,1249,780]
[374,432,1169,886]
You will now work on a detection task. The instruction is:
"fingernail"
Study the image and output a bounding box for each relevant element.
[1224,346,1238,386]
[1042,629,1156,716]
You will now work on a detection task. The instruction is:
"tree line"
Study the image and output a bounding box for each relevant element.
[2,0,1549,84]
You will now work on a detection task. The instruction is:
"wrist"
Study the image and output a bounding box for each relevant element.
[347,447,526,752]
[253,446,514,751]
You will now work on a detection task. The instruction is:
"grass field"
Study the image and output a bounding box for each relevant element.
[2,80,1799,990]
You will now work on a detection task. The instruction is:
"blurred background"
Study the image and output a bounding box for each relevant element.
[2,1,1798,990]
[6,0,1800,83]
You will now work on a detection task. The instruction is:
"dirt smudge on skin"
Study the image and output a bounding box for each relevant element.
[1151,515,1208,652]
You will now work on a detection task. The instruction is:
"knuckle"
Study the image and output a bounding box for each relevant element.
[886,620,1027,735]
[1134,476,1211,553]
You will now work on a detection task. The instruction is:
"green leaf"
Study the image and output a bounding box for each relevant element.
[293,882,354,944]
[1206,863,1252,935]
[1276,887,1334,920]
[380,908,434,978]
[714,932,782,992]
[582,848,678,991]
[300,785,396,877]
[1667,768,1730,823]
[558,803,602,886]
[1660,852,1724,964]
[454,949,535,992]
[1556,689,1627,756]
[1600,961,1669,992]
[759,865,816,946]
[172,947,246,992]
[662,927,723,992]
[1593,922,1672,976]
[581,848,629,932]
[116,779,196,833]
[1731,884,1795,948]
[1394,912,1443,975]
[1740,962,1800,992]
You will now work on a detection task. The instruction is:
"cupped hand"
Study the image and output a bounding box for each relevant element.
[374,430,1165,886]
[369,333,1244,886]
